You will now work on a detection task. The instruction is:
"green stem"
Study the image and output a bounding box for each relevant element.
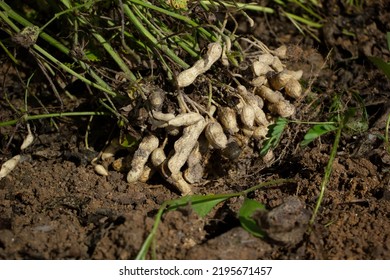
[123,3,189,69]
[135,178,294,259]
[309,123,343,225]
[0,111,110,127]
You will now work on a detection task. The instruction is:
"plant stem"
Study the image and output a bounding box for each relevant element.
[309,123,343,225]
[0,111,110,127]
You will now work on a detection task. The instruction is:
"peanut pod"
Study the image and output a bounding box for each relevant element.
[167,117,206,175]
[218,107,239,135]
[0,155,21,180]
[127,135,159,183]
[176,43,222,88]
[205,121,228,149]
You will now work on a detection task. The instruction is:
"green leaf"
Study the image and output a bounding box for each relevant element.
[387,32,390,51]
[368,56,390,80]
[167,195,230,218]
[260,117,288,156]
[190,196,229,217]
[239,198,265,238]
[300,123,337,147]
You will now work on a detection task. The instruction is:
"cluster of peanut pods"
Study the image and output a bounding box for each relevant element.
[94,42,303,195]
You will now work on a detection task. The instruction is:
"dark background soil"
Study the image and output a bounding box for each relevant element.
[1,0,390,259]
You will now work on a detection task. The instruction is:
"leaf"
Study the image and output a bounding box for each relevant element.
[387,32,390,51]
[368,56,390,80]
[300,123,337,147]
[239,198,265,238]
[190,196,229,217]
[167,195,229,218]
[260,117,288,156]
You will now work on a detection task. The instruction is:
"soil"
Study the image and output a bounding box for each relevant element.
[1,0,390,259]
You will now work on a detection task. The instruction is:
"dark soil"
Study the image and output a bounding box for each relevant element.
[1,1,390,259]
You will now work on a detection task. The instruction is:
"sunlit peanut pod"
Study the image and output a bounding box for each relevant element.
[205,122,228,149]
[176,43,222,88]
[151,147,167,167]
[252,125,269,140]
[258,53,275,65]
[20,125,34,150]
[284,79,302,99]
[94,164,109,176]
[167,118,206,175]
[268,100,296,118]
[240,105,255,129]
[152,110,176,122]
[286,69,303,81]
[127,135,159,183]
[273,45,287,59]
[253,106,269,126]
[256,86,284,104]
[218,107,239,135]
[268,70,294,91]
[168,112,203,127]
[252,61,272,77]
[251,75,267,87]
[0,155,21,179]
[271,56,284,72]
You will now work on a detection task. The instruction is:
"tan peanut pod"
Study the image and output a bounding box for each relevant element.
[254,95,265,109]
[0,155,21,179]
[271,56,284,72]
[205,122,228,149]
[268,70,294,91]
[218,107,239,134]
[251,75,267,87]
[101,138,121,161]
[148,91,165,110]
[184,163,204,184]
[268,100,296,117]
[252,126,269,139]
[151,147,167,167]
[204,42,223,69]
[169,172,193,196]
[20,125,34,150]
[127,135,159,183]
[167,118,206,175]
[240,105,255,128]
[176,43,222,88]
[160,161,193,195]
[165,125,180,136]
[273,45,287,59]
[254,107,269,126]
[258,53,275,65]
[252,61,271,77]
[176,64,203,88]
[139,165,154,183]
[241,127,254,138]
[286,69,303,81]
[152,110,175,122]
[285,79,302,99]
[168,112,203,127]
[256,86,284,104]
[94,164,109,176]
[183,143,204,184]
[237,84,248,96]
[263,149,275,164]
